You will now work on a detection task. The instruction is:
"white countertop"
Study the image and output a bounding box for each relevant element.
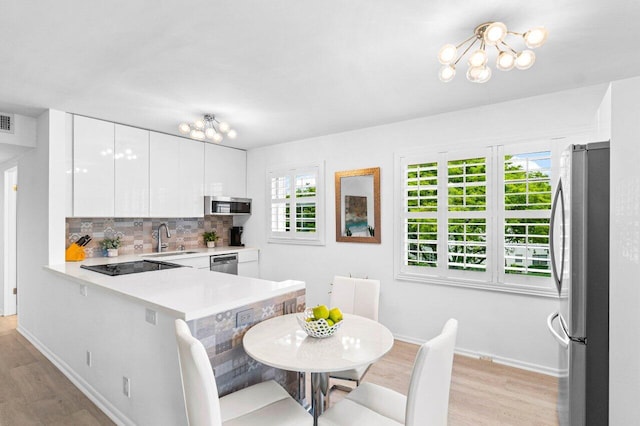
[45,248,304,321]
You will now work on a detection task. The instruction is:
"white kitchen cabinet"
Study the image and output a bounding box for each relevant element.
[237,249,260,278]
[170,256,210,269]
[73,116,115,217]
[114,124,149,217]
[150,133,204,217]
[204,143,247,197]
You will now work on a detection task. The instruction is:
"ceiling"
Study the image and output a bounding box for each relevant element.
[1,0,638,151]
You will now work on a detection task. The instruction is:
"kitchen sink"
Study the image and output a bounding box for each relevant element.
[140,251,199,258]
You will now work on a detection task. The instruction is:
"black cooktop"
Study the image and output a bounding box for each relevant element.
[80,260,184,276]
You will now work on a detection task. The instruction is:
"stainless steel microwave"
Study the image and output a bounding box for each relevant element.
[204,196,251,215]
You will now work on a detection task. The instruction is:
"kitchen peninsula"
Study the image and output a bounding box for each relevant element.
[37,253,305,426]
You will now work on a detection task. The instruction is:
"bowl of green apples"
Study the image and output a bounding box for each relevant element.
[297,305,344,338]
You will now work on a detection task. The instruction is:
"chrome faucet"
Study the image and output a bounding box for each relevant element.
[157,223,171,252]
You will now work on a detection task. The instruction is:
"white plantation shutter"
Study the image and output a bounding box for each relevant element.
[268,163,324,245]
[446,155,488,274]
[405,161,438,268]
[502,149,552,279]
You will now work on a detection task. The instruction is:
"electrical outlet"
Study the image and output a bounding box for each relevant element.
[80,285,88,297]
[123,376,131,398]
[479,354,494,362]
[236,309,254,327]
[284,298,297,315]
[86,351,92,367]
[145,308,157,325]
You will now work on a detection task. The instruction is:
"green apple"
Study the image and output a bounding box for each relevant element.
[328,307,343,323]
[326,319,335,326]
[312,304,330,320]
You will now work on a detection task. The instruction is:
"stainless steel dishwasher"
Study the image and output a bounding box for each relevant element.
[209,253,238,275]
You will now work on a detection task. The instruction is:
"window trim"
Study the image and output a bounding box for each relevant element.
[395,141,558,298]
[266,161,325,246]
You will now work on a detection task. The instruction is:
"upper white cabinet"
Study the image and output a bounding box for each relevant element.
[204,143,247,197]
[115,125,150,217]
[150,133,204,217]
[70,115,246,218]
[73,116,115,217]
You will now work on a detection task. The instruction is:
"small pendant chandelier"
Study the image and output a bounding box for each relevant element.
[178,114,237,143]
[438,22,548,83]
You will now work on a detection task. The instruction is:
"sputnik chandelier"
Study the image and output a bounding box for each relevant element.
[438,22,548,83]
[178,114,237,143]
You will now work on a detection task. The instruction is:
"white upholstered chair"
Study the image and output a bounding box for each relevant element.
[319,318,458,426]
[174,319,312,426]
[329,276,381,394]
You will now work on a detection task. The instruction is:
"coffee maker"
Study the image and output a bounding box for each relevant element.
[230,226,244,246]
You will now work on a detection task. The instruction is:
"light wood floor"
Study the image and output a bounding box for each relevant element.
[332,340,559,425]
[0,316,558,425]
[0,315,113,425]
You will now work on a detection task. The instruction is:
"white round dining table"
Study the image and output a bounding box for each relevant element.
[243,313,394,426]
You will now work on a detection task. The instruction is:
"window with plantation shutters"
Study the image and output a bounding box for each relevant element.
[398,141,555,296]
[268,163,325,245]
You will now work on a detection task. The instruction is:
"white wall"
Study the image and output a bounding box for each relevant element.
[609,76,640,424]
[246,84,608,373]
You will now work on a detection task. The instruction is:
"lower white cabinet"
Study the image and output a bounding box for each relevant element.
[170,256,210,269]
[238,250,260,278]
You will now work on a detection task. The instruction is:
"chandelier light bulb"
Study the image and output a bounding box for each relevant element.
[466,65,491,83]
[178,123,191,134]
[205,127,217,139]
[227,129,237,139]
[483,22,508,46]
[496,51,516,71]
[438,44,457,64]
[468,49,488,67]
[438,65,456,82]
[523,27,548,48]
[212,133,223,143]
[194,119,205,130]
[218,122,231,133]
[191,129,205,140]
[515,50,536,70]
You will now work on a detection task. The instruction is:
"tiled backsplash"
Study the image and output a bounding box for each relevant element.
[66,216,233,258]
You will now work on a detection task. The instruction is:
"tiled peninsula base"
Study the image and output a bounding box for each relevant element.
[187,289,306,398]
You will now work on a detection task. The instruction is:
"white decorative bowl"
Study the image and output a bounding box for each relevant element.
[297,308,344,338]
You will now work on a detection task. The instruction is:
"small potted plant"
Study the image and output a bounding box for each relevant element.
[100,237,121,257]
[203,231,219,248]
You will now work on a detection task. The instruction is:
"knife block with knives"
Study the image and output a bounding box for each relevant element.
[65,235,91,261]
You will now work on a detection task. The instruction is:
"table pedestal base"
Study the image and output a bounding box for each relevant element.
[310,372,329,426]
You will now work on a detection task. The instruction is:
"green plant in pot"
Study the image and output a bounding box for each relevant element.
[100,236,121,257]
[203,231,219,248]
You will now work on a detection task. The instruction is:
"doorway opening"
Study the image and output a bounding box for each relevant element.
[3,166,17,316]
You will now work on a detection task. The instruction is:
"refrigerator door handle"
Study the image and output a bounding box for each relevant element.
[547,311,569,348]
[549,179,565,293]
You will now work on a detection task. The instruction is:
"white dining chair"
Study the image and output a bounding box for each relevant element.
[174,319,312,426]
[318,318,458,426]
[329,276,381,395]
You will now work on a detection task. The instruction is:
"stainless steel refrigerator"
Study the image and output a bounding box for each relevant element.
[547,142,609,425]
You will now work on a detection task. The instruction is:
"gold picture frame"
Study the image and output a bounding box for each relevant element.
[335,167,381,243]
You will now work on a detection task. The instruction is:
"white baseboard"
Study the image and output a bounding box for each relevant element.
[393,334,560,377]
[17,325,135,426]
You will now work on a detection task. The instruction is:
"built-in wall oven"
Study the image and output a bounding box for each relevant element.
[210,253,238,275]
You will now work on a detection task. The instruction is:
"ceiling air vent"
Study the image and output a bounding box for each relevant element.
[0,113,14,134]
